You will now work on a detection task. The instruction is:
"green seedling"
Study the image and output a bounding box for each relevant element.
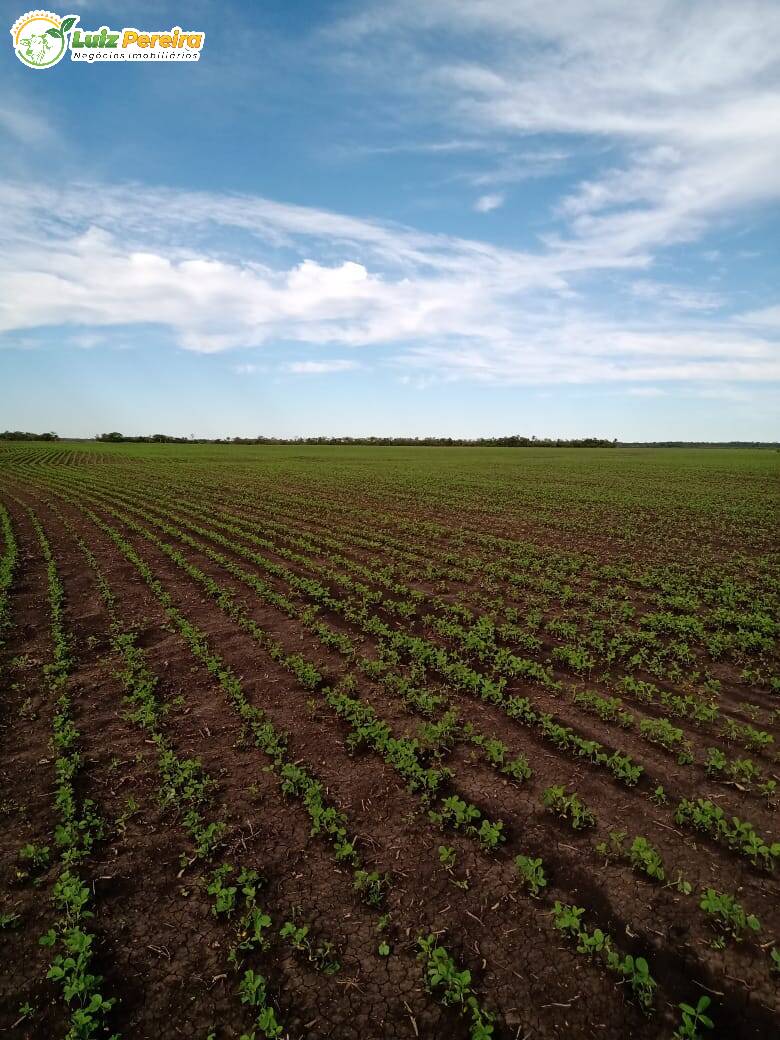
[699,888,760,941]
[438,845,456,869]
[542,786,596,830]
[514,854,547,897]
[674,995,714,1039]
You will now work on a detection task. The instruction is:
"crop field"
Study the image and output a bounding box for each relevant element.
[0,441,777,1040]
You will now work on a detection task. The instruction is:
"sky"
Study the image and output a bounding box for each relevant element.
[1,0,779,440]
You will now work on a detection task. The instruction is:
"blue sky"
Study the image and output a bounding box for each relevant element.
[2,0,779,439]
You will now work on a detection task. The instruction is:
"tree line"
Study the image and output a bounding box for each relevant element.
[0,430,59,441]
[3,432,776,448]
[97,433,618,447]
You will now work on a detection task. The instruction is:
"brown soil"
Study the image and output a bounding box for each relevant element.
[0,464,777,1040]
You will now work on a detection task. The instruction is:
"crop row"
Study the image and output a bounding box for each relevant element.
[27,510,117,1040]
[18,473,780,887]
[15,484,698,1015]
[44,497,501,1038]
[9,476,777,1027]
[0,503,18,651]
[49,462,776,745]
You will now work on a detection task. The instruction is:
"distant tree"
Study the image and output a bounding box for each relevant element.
[0,430,59,441]
[75,433,777,449]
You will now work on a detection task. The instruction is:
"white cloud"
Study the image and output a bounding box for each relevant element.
[474,192,505,213]
[460,150,570,188]
[341,138,492,157]
[232,362,268,375]
[68,332,108,349]
[0,98,57,148]
[0,177,777,388]
[0,108,40,146]
[628,280,722,312]
[737,305,780,328]
[286,359,360,374]
[329,2,780,266]
[393,323,780,386]
[690,385,752,402]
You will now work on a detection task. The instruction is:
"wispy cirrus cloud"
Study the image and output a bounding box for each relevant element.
[231,362,270,375]
[286,359,360,374]
[459,148,571,188]
[737,305,780,328]
[329,1,780,264]
[0,102,55,147]
[627,280,723,312]
[395,326,780,387]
